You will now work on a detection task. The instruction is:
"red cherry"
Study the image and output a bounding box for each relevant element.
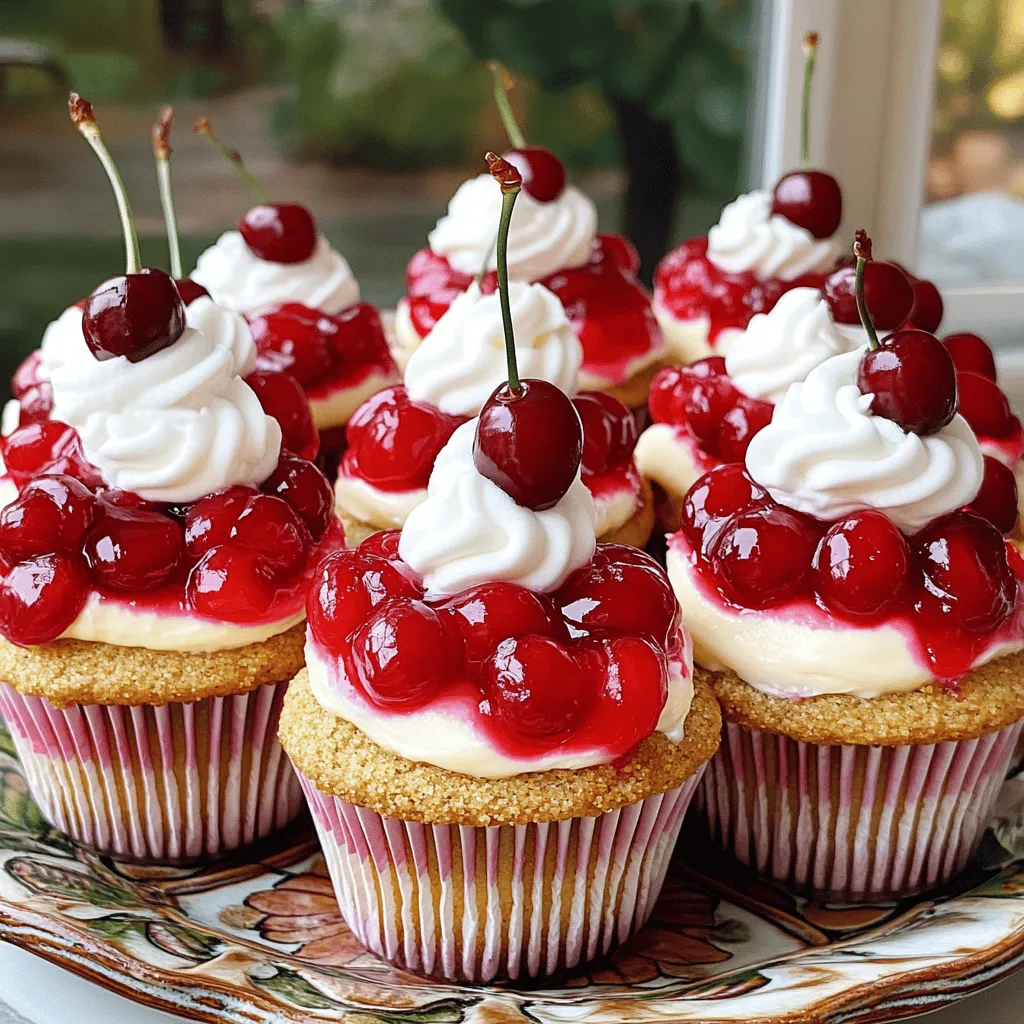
[648,364,687,425]
[482,635,586,739]
[911,278,943,333]
[592,234,640,275]
[11,352,43,399]
[261,451,334,539]
[16,382,54,427]
[82,268,187,362]
[857,330,958,435]
[357,529,402,562]
[351,598,451,710]
[176,279,210,305]
[716,396,774,462]
[943,333,997,381]
[680,464,770,553]
[915,511,1016,631]
[812,510,910,618]
[573,391,637,476]
[956,370,1015,439]
[187,545,277,621]
[438,582,564,667]
[239,204,318,264]
[249,304,333,387]
[0,422,97,490]
[824,262,915,329]
[503,147,566,203]
[771,171,843,239]
[229,494,308,580]
[183,485,258,559]
[967,456,1019,536]
[84,504,184,592]
[245,369,319,461]
[709,504,818,607]
[0,476,96,562]
[473,379,583,511]
[679,359,736,445]
[0,553,89,647]
[556,545,680,647]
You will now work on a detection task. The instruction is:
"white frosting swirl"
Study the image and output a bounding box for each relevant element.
[725,288,868,403]
[191,232,359,316]
[404,281,582,416]
[707,190,838,281]
[428,174,597,280]
[48,296,282,503]
[398,420,596,597]
[745,349,984,532]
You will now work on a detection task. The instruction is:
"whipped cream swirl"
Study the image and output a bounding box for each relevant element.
[725,288,868,403]
[192,232,359,316]
[404,281,582,416]
[399,420,596,597]
[707,190,838,281]
[745,349,983,532]
[48,296,282,503]
[428,173,597,281]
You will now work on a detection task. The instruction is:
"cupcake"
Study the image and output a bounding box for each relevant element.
[278,155,719,982]
[336,278,653,548]
[189,118,399,469]
[666,234,1024,901]
[392,66,665,412]
[0,96,342,863]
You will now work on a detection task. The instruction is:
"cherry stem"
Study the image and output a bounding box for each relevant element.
[152,106,182,279]
[853,229,880,350]
[800,32,818,169]
[488,61,527,150]
[487,152,523,392]
[193,116,268,204]
[69,92,141,275]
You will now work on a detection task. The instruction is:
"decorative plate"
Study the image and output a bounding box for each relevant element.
[2,723,1024,1024]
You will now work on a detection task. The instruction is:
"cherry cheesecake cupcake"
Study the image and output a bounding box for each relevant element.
[189,118,399,467]
[392,66,665,411]
[0,97,342,864]
[666,236,1024,901]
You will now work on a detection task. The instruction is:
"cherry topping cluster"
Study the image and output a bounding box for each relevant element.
[941,331,1019,442]
[0,431,334,646]
[681,463,1018,632]
[310,536,678,752]
[649,359,773,463]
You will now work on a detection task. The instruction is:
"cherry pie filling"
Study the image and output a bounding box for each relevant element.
[308,535,685,761]
[403,235,663,385]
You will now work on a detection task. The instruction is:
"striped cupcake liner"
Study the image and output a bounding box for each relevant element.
[700,719,1024,902]
[296,767,704,983]
[0,680,302,864]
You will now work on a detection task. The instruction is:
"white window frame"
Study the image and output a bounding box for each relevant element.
[752,0,1024,347]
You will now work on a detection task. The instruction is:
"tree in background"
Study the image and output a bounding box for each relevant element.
[437,0,750,282]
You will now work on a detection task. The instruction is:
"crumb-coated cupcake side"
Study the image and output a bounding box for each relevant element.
[0,624,306,708]
[281,668,720,827]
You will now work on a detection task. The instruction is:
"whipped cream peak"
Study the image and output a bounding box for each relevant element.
[707,190,838,282]
[398,420,596,597]
[428,173,597,281]
[725,287,868,403]
[745,349,984,532]
[191,232,359,316]
[404,281,582,417]
[47,295,282,503]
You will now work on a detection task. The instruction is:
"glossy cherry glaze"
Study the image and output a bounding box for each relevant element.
[771,170,842,239]
[239,203,318,264]
[82,268,186,362]
[967,456,1019,537]
[308,537,679,760]
[674,466,1024,682]
[245,369,320,462]
[474,379,583,511]
[0,429,342,645]
[503,146,566,203]
[824,261,916,330]
[404,236,663,384]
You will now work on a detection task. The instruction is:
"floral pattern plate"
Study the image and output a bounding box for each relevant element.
[1,722,1024,1024]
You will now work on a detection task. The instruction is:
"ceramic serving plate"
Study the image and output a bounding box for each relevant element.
[1,721,1024,1024]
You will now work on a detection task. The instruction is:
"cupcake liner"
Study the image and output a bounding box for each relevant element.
[0,680,302,863]
[296,767,704,983]
[701,720,1024,901]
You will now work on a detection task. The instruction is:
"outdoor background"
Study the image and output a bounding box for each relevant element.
[0,0,1020,393]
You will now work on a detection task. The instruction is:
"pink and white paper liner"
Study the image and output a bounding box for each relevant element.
[0,680,302,863]
[297,768,704,982]
[701,720,1024,901]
